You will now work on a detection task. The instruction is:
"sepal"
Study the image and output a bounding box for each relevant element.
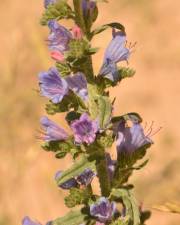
[56,155,96,186]
[65,187,92,208]
[40,0,74,25]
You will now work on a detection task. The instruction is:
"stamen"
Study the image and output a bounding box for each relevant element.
[148,127,162,138]
[145,121,154,135]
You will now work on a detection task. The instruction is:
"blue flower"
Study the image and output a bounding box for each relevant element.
[99,31,130,81]
[55,171,78,189]
[38,67,68,104]
[82,0,96,17]
[71,113,99,144]
[66,73,88,101]
[116,120,153,154]
[76,168,96,186]
[90,197,116,223]
[22,217,41,225]
[40,116,68,142]
[44,0,57,8]
[48,20,72,53]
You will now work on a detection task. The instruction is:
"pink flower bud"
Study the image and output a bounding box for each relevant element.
[50,51,64,62]
[72,25,83,40]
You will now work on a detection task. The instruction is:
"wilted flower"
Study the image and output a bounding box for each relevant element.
[71,113,99,144]
[116,120,154,154]
[82,0,96,17]
[22,217,41,225]
[55,171,78,189]
[99,31,131,81]
[44,0,57,8]
[76,168,96,186]
[72,25,83,40]
[66,73,88,101]
[40,116,68,142]
[50,51,65,62]
[90,197,116,223]
[48,20,72,53]
[38,67,68,104]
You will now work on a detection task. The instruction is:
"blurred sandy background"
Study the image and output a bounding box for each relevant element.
[0,0,180,224]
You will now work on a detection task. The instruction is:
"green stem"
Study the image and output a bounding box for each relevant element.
[73,0,94,81]
[73,0,111,197]
[96,152,111,197]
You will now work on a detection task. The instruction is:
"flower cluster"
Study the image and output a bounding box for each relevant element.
[22,0,159,224]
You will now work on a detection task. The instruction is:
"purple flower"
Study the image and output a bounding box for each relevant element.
[77,168,96,186]
[71,113,99,144]
[55,171,78,189]
[82,0,96,17]
[38,67,68,104]
[22,217,41,225]
[99,31,130,81]
[40,116,68,142]
[66,73,88,101]
[116,121,153,154]
[44,0,57,8]
[48,20,72,53]
[90,197,116,223]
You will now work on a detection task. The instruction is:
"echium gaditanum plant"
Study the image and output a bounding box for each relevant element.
[22,1,161,225]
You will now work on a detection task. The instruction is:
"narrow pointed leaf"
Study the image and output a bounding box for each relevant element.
[52,210,87,225]
[56,155,96,186]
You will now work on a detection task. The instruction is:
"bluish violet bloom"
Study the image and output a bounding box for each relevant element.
[48,20,72,53]
[66,73,88,101]
[99,31,130,81]
[116,121,153,154]
[105,153,116,181]
[90,197,116,223]
[77,168,96,186]
[55,171,78,189]
[39,67,68,104]
[82,0,96,17]
[22,217,41,225]
[71,113,99,144]
[40,116,68,142]
[44,0,57,8]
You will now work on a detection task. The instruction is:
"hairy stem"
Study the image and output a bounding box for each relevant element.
[73,0,94,81]
[96,154,111,197]
[73,0,111,197]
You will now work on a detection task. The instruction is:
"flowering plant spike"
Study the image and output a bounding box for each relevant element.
[22,1,160,224]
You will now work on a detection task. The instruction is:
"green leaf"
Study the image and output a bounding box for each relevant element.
[111,112,143,124]
[52,210,87,225]
[97,96,112,129]
[65,188,92,208]
[90,22,125,39]
[41,138,81,159]
[45,92,86,115]
[111,189,140,225]
[40,0,74,25]
[110,216,130,225]
[87,84,99,119]
[56,155,96,186]
[56,62,71,77]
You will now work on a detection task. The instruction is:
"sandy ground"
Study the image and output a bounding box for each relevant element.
[0,0,180,224]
